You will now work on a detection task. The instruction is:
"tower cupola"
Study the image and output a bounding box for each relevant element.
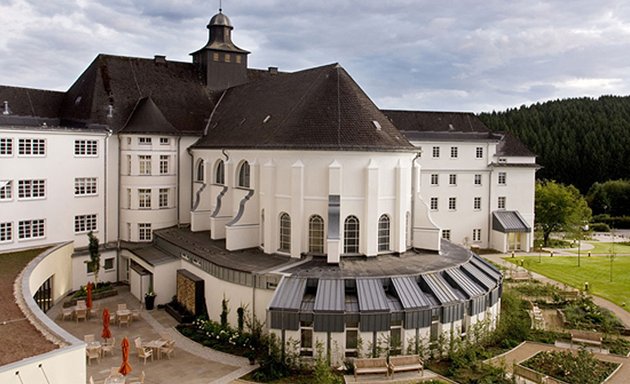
[191,9,250,91]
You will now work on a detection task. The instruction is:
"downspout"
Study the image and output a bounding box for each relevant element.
[176,136,181,225]
[487,159,493,247]
[116,133,122,282]
[410,151,422,250]
[104,128,112,246]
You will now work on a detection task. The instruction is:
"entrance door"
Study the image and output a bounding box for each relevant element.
[508,232,522,250]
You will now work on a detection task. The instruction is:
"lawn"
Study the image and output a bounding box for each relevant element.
[504,256,630,310]
[564,241,630,255]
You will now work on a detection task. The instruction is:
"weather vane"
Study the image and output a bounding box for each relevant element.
[219,0,222,12]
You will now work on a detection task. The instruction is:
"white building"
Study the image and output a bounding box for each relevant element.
[0,9,529,374]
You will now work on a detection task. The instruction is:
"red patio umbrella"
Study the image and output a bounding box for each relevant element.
[86,282,93,309]
[101,308,112,340]
[119,337,132,376]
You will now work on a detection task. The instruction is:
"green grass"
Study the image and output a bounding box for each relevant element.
[505,256,630,310]
[564,241,630,255]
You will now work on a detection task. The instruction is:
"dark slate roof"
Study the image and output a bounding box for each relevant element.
[382,110,492,133]
[492,210,531,233]
[314,279,344,312]
[460,263,496,290]
[357,279,389,312]
[0,86,67,127]
[469,255,502,281]
[445,268,485,299]
[422,273,459,304]
[59,54,216,134]
[130,245,178,266]
[268,276,307,310]
[121,97,177,134]
[391,276,431,309]
[496,131,535,157]
[192,64,415,152]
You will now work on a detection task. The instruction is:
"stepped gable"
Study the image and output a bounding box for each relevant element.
[59,54,216,134]
[496,131,535,157]
[193,63,414,151]
[120,97,178,134]
[382,110,492,133]
[0,86,65,127]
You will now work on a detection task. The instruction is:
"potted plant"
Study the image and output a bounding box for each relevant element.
[145,289,156,310]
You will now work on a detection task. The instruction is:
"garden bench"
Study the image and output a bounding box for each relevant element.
[388,354,423,378]
[559,290,580,300]
[353,357,389,379]
[570,330,602,350]
[511,269,531,281]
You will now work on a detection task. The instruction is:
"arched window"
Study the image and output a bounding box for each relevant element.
[309,215,324,254]
[215,160,225,184]
[238,161,250,188]
[378,214,390,252]
[196,159,205,182]
[344,215,360,254]
[279,212,291,252]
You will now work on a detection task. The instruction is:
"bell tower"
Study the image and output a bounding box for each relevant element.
[191,9,250,91]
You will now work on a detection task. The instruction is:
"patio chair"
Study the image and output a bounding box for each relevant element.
[136,345,153,365]
[128,370,145,384]
[61,307,74,321]
[159,340,175,360]
[102,337,116,357]
[88,302,99,320]
[117,303,127,311]
[75,308,88,323]
[131,308,141,323]
[86,347,100,365]
[76,299,87,308]
[84,334,95,343]
[118,313,130,328]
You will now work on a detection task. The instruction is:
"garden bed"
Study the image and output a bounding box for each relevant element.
[63,283,118,307]
[521,349,619,384]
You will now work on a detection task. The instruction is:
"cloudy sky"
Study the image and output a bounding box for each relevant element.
[2,0,630,113]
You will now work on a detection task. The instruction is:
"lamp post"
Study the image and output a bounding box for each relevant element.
[577,223,589,267]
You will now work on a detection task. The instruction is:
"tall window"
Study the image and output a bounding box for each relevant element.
[74,214,97,233]
[138,223,152,241]
[300,321,314,357]
[476,147,483,158]
[448,197,457,211]
[449,174,457,185]
[238,161,250,188]
[430,197,438,210]
[127,155,132,175]
[344,215,360,254]
[279,212,291,252]
[18,219,45,239]
[473,197,481,210]
[160,155,169,174]
[450,146,458,158]
[308,215,324,254]
[0,222,12,242]
[196,159,205,182]
[74,140,97,156]
[159,188,169,208]
[498,196,506,209]
[0,138,13,155]
[430,174,438,185]
[18,179,45,199]
[432,146,440,158]
[378,215,390,252]
[0,180,12,200]
[139,155,151,175]
[18,138,45,155]
[215,160,225,184]
[442,229,451,240]
[138,189,151,209]
[345,323,359,357]
[473,228,481,242]
[498,172,507,185]
[474,174,482,185]
[74,177,97,196]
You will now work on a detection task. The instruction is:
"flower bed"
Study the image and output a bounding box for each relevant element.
[177,318,255,358]
[63,282,117,307]
[521,349,619,384]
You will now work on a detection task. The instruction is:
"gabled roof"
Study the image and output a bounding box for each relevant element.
[496,131,535,157]
[59,54,216,134]
[121,97,177,134]
[193,64,415,152]
[382,110,492,133]
[0,86,66,127]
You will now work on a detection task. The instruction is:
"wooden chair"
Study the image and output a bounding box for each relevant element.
[136,345,153,365]
[86,347,100,365]
[102,337,116,357]
[159,340,175,360]
[75,308,88,323]
[128,370,145,384]
[88,302,99,320]
[118,313,130,328]
[61,307,74,321]
[84,334,95,343]
[131,308,141,323]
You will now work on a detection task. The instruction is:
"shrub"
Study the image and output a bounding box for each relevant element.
[522,349,619,384]
[589,222,611,232]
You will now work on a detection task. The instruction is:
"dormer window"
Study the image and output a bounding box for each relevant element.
[224,53,231,63]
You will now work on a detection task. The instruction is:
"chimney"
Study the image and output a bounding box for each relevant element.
[154,55,167,65]
[268,66,278,75]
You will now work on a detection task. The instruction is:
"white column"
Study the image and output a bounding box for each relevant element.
[365,159,378,256]
[262,160,276,254]
[291,160,304,258]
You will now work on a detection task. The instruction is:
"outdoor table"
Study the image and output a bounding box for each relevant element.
[86,341,102,357]
[104,375,125,384]
[116,309,131,324]
[144,339,167,359]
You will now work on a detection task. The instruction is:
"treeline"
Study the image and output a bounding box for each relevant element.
[478,95,630,193]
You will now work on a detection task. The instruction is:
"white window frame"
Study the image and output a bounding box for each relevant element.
[74,214,97,234]
[432,146,440,158]
[18,138,45,156]
[138,223,152,241]
[473,197,481,210]
[449,174,457,185]
[138,188,151,209]
[430,174,438,185]
[18,219,45,240]
[474,174,482,186]
[139,155,151,175]
[430,197,438,211]
[238,161,250,188]
[442,229,451,240]
[308,215,324,254]
[74,177,97,196]
[498,196,506,209]
[343,215,360,254]
[159,188,169,208]
[450,146,458,158]
[74,139,98,156]
[448,197,457,211]
[138,137,152,145]
[0,180,12,200]
[18,179,45,199]
[159,155,169,175]
[0,222,12,242]
[0,138,13,156]
[498,172,507,185]
[159,137,170,145]
[476,147,483,159]
[279,212,291,252]
[300,321,314,357]
[104,257,115,271]
[378,214,390,252]
[473,228,481,242]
